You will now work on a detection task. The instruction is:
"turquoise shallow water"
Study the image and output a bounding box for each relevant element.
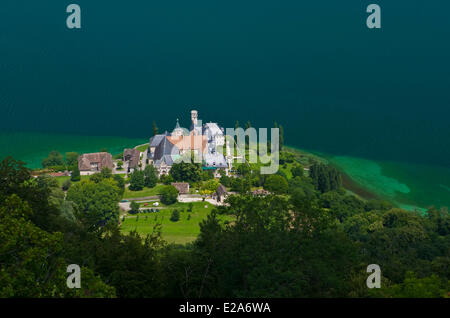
[323,154,450,212]
[0,132,146,169]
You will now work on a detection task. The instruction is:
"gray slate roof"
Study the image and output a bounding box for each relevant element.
[154,155,174,167]
[149,134,166,147]
[203,153,227,168]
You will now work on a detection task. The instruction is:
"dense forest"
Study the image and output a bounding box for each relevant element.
[0,152,449,298]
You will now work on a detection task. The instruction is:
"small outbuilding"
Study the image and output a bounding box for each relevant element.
[171,182,190,194]
[214,184,228,203]
[123,148,140,172]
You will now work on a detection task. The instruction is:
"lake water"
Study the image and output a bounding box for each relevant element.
[1,1,449,210]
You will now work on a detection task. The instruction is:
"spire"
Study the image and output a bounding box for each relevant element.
[175,118,180,129]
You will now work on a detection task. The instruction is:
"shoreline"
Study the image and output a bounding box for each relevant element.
[2,133,446,212]
[284,146,450,212]
[284,145,382,202]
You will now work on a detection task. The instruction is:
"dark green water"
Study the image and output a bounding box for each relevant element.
[1,1,449,210]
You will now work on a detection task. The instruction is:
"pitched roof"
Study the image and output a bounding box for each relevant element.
[123,148,140,168]
[154,155,174,167]
[216,184,228,196]
[203,153,227,168]
[149,134,166,147]
[78,152,113,171]
[167,134,207,152]
[203,122,223,136]
[154,137,179,162]
[171,182,190,194]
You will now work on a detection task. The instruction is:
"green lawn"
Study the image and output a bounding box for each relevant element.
[135,144,148,152]
[120,201,233,244]
[54,174,126,187]
[54,175,89,186]
[123,183,166,199]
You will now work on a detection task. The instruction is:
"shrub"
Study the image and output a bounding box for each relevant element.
[62,179,71,191]
[129,201,140,214]
[113,152,123,160]
[161,185,178,205]
[42,151,65,168]
[144,165,158,188]
[71,165,81,182]
[264,174,289,194]
[129,169,145,191]
[170,209,180,222]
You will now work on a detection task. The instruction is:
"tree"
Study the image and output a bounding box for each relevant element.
[90,167,113,183]
[129,201,140,214]
[113,174,125,197]
[65,152,79,167]
[264,174,288,194]
[144,165,158,188]
[237,164,251,177]
[42,150,65,168]
[66,179,121,231]
[129,169,145,191]
[117,160,123,170]
[230,177,252,194]
[0,194,115,297]
[160,174,174,185]
[291,164,304,178]
[170,209,180,222]
[62,179,71,191]
[219,175,232,187]
[187,194,358,298]
[71,165,81,182]
[371,272,448,298]
[0,157,31,200]
[169,162,202,183]
[279,124,284,151]
[309,163,341,193]
[200,179,219,197]
[153,121,159,136]
[0,158,61,231]
[161,185,178,205]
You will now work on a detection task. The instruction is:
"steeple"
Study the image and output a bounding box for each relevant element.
[172,118,183,137]
[191,110,198,126]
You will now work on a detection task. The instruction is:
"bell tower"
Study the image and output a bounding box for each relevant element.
[191,110,198,126]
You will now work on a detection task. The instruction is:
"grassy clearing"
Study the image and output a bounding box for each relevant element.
[120,201,233,244]
[123,183,166,199]
[54,174,127,187]
[54,175,90,186]
[135,144,148,152]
